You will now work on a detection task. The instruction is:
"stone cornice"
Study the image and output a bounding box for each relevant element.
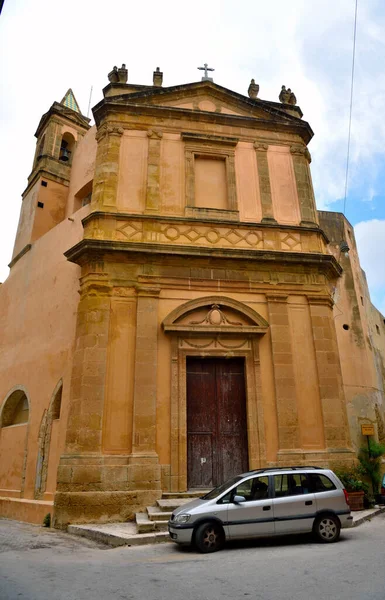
[64,238,342,278]
[93,103,313,144]
[181,132,238,146]
[35,102,90,138]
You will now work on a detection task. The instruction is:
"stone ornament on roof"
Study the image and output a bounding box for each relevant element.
[108,64,128,84]
[248,79,260,99]
[153,67,163,87]
[279,85,297,105]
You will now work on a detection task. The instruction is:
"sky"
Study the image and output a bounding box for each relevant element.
[0,0,384,313]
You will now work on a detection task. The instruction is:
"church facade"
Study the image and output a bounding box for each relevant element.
[0,66,384,527]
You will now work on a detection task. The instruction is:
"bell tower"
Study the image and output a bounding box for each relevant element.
[10,90,90,267]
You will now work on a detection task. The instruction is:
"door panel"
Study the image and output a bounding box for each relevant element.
[226,476,274,539]
[272,473,316,534]
[187,358,248,489]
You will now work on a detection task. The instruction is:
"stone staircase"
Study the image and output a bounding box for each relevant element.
[135,491,208,534]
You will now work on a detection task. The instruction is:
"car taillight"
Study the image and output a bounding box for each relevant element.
[381,487,385,495]
[343,489,350,506]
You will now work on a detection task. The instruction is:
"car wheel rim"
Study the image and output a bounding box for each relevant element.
[202,527,218,548]
[319,518,337,540]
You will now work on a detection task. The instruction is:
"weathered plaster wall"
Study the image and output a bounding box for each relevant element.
[66,126,98,216]
[0,205,88,504]
[319,210,385,451]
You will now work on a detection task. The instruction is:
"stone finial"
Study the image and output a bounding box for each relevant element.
[108,66,119,83]
[153,67,163,87]
[117,64,128,83]
[248,79,259,99]
[287,88,296,105]
[108,64,128,84]
[279,85,297,105]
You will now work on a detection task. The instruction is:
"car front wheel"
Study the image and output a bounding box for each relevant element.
[313,515,340,543]
[194,522,225,553]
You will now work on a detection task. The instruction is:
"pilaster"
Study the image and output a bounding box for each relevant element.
[92,125,124,209]
[308,296,352,451]
[267,294,300,450]
[145,130,162,213]
[254,143,276,223]
[290,145,318,226]
[128,286,161,491]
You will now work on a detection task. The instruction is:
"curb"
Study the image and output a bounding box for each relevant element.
[352,505,385,527]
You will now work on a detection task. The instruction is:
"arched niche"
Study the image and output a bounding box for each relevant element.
[0,388,30,427]
[162,296,269,493]
[35,380,63,499]
[0,387,31,496]
[59,132,76,163]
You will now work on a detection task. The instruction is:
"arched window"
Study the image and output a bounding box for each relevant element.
[34,380,63,499]
[59,132,76,163]
[1,389,29,427]
[51,385,62,420]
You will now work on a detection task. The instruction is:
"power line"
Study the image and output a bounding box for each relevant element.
[343,0,358,218]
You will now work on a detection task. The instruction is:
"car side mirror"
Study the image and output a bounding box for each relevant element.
[233,495,246,504]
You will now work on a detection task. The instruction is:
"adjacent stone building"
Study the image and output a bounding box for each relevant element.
[0,66,384,527]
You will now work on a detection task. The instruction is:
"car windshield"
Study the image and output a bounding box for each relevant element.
[200,476,244,500]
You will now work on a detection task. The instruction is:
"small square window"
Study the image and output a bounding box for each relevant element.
[37,201,44,208]
[41,181,48,187]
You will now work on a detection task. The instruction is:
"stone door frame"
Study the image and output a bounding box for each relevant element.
[163,296,268,492]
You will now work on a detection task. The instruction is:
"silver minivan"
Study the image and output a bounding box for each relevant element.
[168,467,353,552]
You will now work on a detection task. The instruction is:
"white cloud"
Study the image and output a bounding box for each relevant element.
[354,219,385,313]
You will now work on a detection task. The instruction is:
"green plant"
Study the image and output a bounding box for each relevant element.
[358,440,385,495]
[43,513,51,528]
[334,466,369,494]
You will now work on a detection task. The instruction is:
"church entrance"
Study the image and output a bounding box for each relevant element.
[186,357,248,489]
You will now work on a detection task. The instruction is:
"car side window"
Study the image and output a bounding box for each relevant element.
[310,474,336,492]
[274,473,313,497]
[231,476,269,502]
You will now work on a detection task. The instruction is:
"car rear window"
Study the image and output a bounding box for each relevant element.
[309,473,336,492]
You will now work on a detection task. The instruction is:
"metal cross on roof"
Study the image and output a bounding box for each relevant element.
[198,63,215,81]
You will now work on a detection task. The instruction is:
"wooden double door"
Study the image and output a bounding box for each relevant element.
[187,357,249,489]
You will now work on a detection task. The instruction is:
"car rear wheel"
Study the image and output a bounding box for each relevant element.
[313,515,340,543]
[194,522,225,553]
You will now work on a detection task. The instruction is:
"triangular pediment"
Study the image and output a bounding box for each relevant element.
[108,81,300,124]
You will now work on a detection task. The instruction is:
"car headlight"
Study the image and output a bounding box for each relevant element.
[174,513,191,523]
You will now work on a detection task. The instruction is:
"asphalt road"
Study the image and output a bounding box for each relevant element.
[1,515,385,600]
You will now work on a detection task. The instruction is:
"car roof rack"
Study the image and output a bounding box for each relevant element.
[246,466,323,475]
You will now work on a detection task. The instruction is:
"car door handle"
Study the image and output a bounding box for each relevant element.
[305,500,313,506]
[263,506,271,511]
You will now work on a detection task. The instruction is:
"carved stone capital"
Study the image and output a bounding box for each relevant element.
[254,142,268,152]
[307,295,334,308]
[290,145,311,162]
[147,129,163,139]
[95,125,124,142]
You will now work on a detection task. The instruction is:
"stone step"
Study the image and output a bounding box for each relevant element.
[136,512,168,533]
[156,498,195,512]
[136,512,155,533]
[147,506,172,521]
[68,523,170,547]
[162,490,209,499]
